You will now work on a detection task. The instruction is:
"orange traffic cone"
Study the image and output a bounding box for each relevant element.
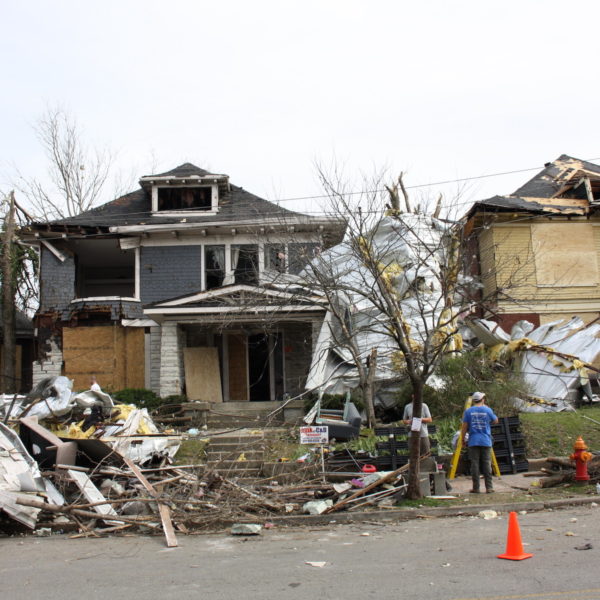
[497,511,533,561]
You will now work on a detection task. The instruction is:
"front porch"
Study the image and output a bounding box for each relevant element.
[153,318,321,405]
[146,283,326,405]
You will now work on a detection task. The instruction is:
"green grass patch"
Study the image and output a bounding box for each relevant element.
[400,497,452,508]
[174,438,209,465]
[520,406,600,457]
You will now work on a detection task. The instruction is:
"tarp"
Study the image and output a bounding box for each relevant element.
[0,422,50,528]
[303,213,459,404]
[467,317,600,412]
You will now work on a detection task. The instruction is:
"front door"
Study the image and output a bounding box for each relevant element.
[224,332,285,402]
[227,333,249,401]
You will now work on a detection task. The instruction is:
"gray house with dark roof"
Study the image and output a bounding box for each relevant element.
[21,165,345,401]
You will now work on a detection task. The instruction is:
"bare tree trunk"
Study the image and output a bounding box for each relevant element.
[406,380,424,499]
[363,348,378,428]
[2,192,17,393]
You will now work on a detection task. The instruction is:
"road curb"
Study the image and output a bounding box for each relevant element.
[260,495,599,527]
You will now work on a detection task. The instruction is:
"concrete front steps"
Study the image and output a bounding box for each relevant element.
[206,401,284,430]
[204,429,283,479]
[206,429,266,479]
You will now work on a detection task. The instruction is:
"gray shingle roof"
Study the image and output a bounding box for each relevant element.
[34,164,306,229]
[148,163,212,178]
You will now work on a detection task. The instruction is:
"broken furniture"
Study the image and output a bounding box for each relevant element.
[314,399,361,442]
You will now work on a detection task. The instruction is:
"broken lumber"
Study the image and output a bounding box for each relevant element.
[324,464,410,514]
[65,468,122,524]
[547,457,573,469]
[15,496,160,528]
[223,478,283,512]
[538,472,574,488]
[121,456,178,547]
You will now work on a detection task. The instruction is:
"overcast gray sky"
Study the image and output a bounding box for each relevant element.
[2,1,600,217]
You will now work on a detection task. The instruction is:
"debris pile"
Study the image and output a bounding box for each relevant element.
[467,317,600,411]
[0,405,411,545]
[0,377,180,464]
[301,213,462,408]
[530,456,600,488]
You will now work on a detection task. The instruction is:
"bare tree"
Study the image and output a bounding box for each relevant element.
[12,106,112,220]
[294,167,472,499]
[1,191,17,392]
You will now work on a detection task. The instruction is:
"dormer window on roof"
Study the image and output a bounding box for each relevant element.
[156,184,217,212]
[139,168,229,216]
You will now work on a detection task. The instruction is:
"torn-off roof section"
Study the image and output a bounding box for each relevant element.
[470,194,588,216]
[512,154,600,198]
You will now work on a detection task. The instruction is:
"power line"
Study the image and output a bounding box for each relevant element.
[18,155,600,232]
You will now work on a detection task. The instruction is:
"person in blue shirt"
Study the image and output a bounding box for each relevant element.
[460,392,498,493]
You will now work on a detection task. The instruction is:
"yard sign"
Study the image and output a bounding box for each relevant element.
[300,425,329,444]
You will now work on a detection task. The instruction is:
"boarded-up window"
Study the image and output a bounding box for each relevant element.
[531,223,598,287]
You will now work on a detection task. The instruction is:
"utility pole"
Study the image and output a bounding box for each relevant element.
[2,191,17,393]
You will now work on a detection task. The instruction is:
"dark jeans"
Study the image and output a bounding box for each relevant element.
[468,445,493,491]
[410,433,431,456]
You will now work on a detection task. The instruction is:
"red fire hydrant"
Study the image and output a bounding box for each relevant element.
[570,436,593,482]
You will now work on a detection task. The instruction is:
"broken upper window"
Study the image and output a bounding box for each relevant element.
[74,239,136,298]
[157,186,214,211]
[232,245,259,285]
[288,243,319,275]
[205,245,225,290]
[265,244,287,273]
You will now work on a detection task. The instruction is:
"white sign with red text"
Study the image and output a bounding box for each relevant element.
[300,425,329,445]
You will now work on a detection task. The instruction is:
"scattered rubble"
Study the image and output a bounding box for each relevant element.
[478,510,498,520]
[231,523,262,535]
[533,456,600,488]
[467,317,600,411]
[0,380,424,546]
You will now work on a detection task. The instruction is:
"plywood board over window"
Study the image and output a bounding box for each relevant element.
[183,347,223,402]
[63,325,145,391]
[531,223,599,287]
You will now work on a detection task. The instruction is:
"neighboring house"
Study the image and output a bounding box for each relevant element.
[464,154,600,332]
[20,164,344,400]
[0,306,34,393]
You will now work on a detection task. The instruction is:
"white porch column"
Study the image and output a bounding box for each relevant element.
[159,322,184,397]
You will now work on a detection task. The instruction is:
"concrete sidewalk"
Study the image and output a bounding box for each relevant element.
[448,472,534,495]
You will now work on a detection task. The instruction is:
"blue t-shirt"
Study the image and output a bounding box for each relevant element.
[462,405,497,447]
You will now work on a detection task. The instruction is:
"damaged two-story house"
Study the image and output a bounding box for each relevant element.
[464,154,600,332]
[21,164,345,403]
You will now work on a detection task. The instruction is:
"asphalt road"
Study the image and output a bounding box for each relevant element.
[2,505,600,600]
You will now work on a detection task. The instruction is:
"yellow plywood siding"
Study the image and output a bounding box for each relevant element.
[531,223,598,288]
[63,325,145,392]
[487,219,600,316]
[491,225,536,298]
[478,227,497,299]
